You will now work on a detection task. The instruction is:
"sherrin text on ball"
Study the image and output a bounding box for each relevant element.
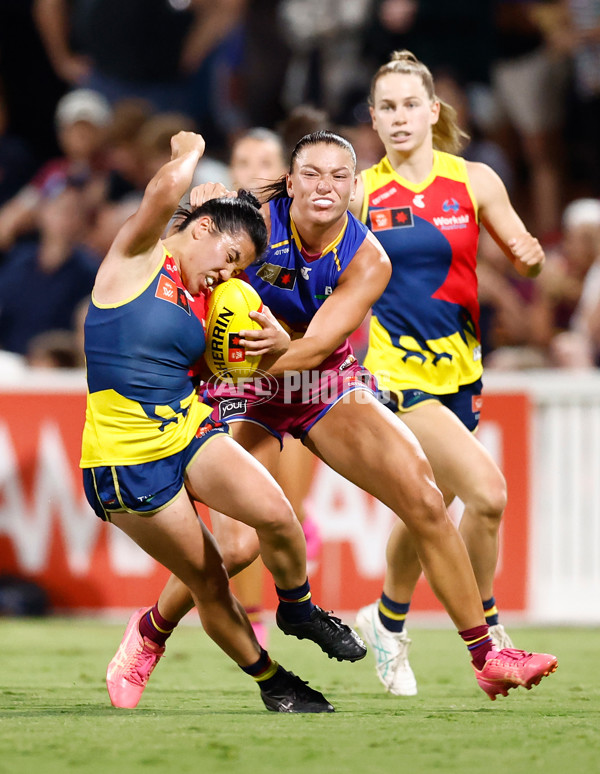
[204,278,264,380]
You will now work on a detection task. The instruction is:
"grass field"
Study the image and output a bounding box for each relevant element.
[1,619,598,774]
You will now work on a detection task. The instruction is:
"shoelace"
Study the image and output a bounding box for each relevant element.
[495,648,532,663]
[126,646,163,686]
[319,610,343,627]
[287,672,309,687]
[316,609,356,636]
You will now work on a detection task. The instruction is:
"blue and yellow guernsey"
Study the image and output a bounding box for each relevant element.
[80,248,212,468]
[361,150,482,395]
[243,197,368,365]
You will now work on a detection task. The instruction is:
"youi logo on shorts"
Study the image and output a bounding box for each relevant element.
[218,398,248,420]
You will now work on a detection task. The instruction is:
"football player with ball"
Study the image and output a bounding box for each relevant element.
[81,130,365,715]
[112,129,556,705]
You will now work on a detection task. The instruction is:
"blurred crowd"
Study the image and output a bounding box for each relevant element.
[1,0,600,371]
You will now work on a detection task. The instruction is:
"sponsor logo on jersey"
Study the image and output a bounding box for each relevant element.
[442,198,460,213]
[314,286,333,300]
[371,185,399,206]
[412,194,425,208]
[432,213,470,230]
[370,206,413,232]
[301,266,312,280]
[228,333,245,362]
[257,262,297,290]
[155,274,191,314]
[339,354,357,371]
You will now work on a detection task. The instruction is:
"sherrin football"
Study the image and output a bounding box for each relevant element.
[204,278,264,380]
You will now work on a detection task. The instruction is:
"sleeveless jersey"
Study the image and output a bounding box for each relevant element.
[361,151,482,395]
[80,247,212,467]
[243,196,369,368]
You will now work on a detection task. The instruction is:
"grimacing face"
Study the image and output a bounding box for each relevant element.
[181,219,256,295]
[286,142,357,225]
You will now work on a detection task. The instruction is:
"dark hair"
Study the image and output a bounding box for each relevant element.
[369,50,469,154]
[173,189,267,259]
[258,130,357,202]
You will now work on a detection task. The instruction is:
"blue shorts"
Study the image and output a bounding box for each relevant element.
[378,379,483,432]
[83,417,230,521]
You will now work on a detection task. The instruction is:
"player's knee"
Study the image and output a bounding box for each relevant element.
[469,470,507,522]
[220,531,260,575]
[400,474,448,534]
[255,489,297,539]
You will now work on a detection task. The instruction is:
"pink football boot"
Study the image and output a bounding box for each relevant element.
[473,647,558,701]
[106,608,165,708]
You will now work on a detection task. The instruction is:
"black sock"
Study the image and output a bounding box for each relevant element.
[275,578,314,623]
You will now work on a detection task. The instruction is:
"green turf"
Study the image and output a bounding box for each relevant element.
[0,620,597,774]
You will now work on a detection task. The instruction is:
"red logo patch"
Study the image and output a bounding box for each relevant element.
[156,274,177,303]
[371,209,393,232]
[228,333,245,362]
[472,395,484,413]
[370,207,413,231]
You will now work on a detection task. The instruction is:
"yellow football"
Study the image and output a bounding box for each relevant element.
[204,278,264,380]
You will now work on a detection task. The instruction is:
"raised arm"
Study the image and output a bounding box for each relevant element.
[468,161,545,278]
[113,132,206,257]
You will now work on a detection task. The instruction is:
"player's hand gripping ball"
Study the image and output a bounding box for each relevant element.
[204,278,264,381]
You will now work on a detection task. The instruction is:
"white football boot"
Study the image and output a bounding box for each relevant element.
[355,601,417,696]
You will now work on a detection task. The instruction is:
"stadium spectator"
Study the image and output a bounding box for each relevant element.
[32,0,246,141]
[549,0,600,198]
[479,228,552,369]
[0,184,99,356]
[25,329,81,369]
[0,81,36,210]
[483,1,569,241]
[549,197,600,366]
[0,88,112,252]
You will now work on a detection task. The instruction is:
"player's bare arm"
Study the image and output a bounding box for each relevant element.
[94,132,206,304]
[260,233,391,376]
[468,161,545,279]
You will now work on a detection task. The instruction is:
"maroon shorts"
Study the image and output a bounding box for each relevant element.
[201,353,377,444]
